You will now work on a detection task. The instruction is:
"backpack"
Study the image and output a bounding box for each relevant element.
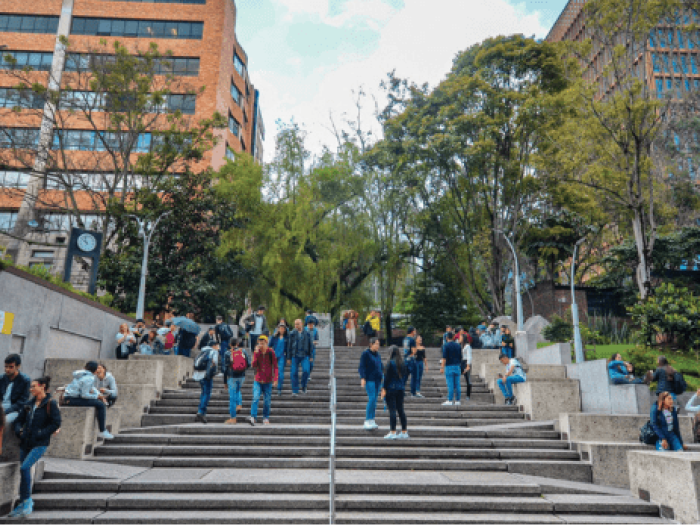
[219,324,233,340]
[194,350,212,371]
[639,420,658,445]
[115,343,130,360]
[673,371,687,395]
[362,320,375,336]
[231,349,247,373]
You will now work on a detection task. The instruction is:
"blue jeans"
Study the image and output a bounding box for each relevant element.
[291,356,310,393]
[19,446,48,502]
[277,355,286,392]
[227,376,245,418]
[251,381,272,419]
[178,347,192,358]
[497,375,525,398]
[365,381,378,421]
[612,377,643,385]
[219,340,229,372]
[501,346,513,359]
[309,347,316,374]
[411,361,424,395]
[657,434,683,451]
[198,377,213,415]
[64,397,106,432]
[445,364,461,401]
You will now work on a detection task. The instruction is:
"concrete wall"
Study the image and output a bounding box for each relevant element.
[514,379,581,421]
[558,412,695,444]
[0,267,134,379]
[527,343,572,366]
[0,462,19,515]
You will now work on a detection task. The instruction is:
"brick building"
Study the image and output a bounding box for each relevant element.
[0,0,262,289]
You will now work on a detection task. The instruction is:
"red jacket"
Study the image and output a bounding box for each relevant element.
[253,347,278,383]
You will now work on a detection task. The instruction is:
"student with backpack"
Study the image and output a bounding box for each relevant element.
[650,355,686,402]
[249,335,278,425]
[215,316,234,373]
[651,391,689,451]
[223,339,250,424]
[193,342,219,424]
[381,346,409,440]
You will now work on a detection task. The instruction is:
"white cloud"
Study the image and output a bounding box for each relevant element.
[254,0,550,162]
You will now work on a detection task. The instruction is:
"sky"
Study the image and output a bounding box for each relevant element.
[234,0,571,162]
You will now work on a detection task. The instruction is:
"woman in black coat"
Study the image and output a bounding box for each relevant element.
[8,376,61,518]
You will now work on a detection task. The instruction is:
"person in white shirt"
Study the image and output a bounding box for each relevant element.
[193,343,220,424]
[496,353,526,406]
[460,333,472,401]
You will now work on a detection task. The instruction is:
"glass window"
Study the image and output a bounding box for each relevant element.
[225,146,234,161]
[234,54,245,76]
[0,15,59,34]
[0,212,18,231]
[656,78,664,98]
[231,82,241,105]
[228,114,240,137]
[32,250,54,258]
[652,54,660,73]
[69,18,202,39]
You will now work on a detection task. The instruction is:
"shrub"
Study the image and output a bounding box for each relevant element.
[542,315,573,343]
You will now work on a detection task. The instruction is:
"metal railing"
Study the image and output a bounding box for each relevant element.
[329,338,337,524]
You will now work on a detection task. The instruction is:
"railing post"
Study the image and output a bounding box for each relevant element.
[329,339,336,524]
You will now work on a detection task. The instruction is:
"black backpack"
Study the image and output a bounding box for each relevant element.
[219,324,233,340]
[362,321,375,336]
[639,420,658,445]
[673,371,687,395]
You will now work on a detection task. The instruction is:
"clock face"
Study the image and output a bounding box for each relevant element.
[77,233,97,253]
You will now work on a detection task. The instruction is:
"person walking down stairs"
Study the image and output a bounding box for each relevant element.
[249,335,278,426]
[381,346,409,440]
[193,342,219,424]
[359,337,383,430]
[269,324,290,396]
[441,332,462,406]
[223,340,250,424]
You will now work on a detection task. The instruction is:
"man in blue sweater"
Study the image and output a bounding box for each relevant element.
[440,332,462,406]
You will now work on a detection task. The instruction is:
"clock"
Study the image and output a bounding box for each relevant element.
[77,233,97,253]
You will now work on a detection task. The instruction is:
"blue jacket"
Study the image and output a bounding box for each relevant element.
[358,349,383,383]
[608,360,629,381]
[288,329,312,360]
[442,341,462,367]
[651,404,683,446]
[269,335,290,361]
[14,394,61,450]
[0,372,31,414]
[64,370,99,399]
[652,367,676,395]
[382,359,407,392]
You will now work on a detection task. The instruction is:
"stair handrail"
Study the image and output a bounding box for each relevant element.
[329,337,337,524]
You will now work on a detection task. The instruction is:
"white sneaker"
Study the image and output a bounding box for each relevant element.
[99,430,114,440]
[397,432,410,439]
[442,401,454,406]
[464,396,470,401]
[454,401,461,406]
[363,421,373,430]
[370,420,379,429]
[384,432,397,439]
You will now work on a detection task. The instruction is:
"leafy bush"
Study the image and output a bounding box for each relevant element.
[587,313,631,344]
[542,315,573,343]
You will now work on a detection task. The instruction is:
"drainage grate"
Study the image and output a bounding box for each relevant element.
[638,488,650,502]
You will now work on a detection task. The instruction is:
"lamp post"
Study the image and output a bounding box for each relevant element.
[496,230,524,332]
[571,237,586,364]
[128,211,171,321]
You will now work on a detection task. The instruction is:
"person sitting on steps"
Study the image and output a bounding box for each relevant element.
[651,390,689,452]
[608,353,652,385]
[95,364,118,407]
[496,353,526,406]
[62,361,113,440]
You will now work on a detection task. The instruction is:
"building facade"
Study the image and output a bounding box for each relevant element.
[0,0,263,288]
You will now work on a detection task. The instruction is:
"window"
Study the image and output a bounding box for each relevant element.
[59,91,105,111]
[0,15,59,34]
[65,53,199,76]
[652,54,660,73]
[225,144,235,161]
[672,56,680,73]
[0,88,44,110]
[0,51,53,71]
[31,250,54,259]
[656,78,664,98]
[0,171,30,188]
[71,18,203,39]
[0,212,17,231]
[166,94,196,114]
[0,128,40,149]
[692,55,698,74]
[233,53,245,77]
[228,114,240,137]
[230,82,241,105]
[678,30,685,49]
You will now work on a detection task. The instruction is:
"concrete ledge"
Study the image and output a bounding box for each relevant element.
[44,359,164,396]
[131,355,193,390]
[611,384,651,416]
[45,407,121,459]
[629,451,700,523]
[471,350,501,379]
[0,462,19,516]
[514,380,581,421]
[116,384,157,428]
[575,442,655,489]
[559,413,695,444]
[526,343,572,366]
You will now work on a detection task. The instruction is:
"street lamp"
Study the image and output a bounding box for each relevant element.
[571,237,586,364]
[128,211,171,321]
[495,229,524,332]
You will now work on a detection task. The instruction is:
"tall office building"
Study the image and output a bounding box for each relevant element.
[546,0,700,101]
[0,0,263,288]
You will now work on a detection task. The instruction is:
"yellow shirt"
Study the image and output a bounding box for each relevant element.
[365,315,380,331]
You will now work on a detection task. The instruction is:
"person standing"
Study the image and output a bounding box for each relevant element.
[164,323,177,355]
[381,346,409,440]
[199,327,218,350]
[306,318,319,380]
[8,376,61,518]
[223,339,250,424]
[460,332,473,401]
[288,319,313,395]
[358,337,383,430]
[364,310,381,340]
[193,342,219,424]
[95,364,118,407]
[215,316,234,373]
[0,354,30,425]
[345,312,357,347]
[403,327,418,397]
[651,391,688,451]
[650,356,681,401]
[115,323,137,359]
[249,335,278,426]
[63,362,113,439]
[413,335,428,398]
[176,325,198,358]
[496,353,527,406]
[270,323,290,396]
[247,306,269,353]
[440,332,462,406]
[500,326,515,359]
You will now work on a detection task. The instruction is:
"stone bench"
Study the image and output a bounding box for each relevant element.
[130,354,193,391]
[481,362,568,398]
[1,406,120,461]
[0,462,19,516]
[525,342,572,366]
[629,451,700,523]
[513,379,581,420]
[566,359,651,415]
[558,412,695,443]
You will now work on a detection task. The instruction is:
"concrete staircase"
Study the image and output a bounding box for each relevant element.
[5,346,673,523]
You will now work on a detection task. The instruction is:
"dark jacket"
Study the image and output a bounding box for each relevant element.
[223,347,251,383]
[269,335,291,361]
[0,372,31,414]
[650,403,683,446]
[13,394,61,450]
[288,329,312,360]
[214,322,233,343]
[199,333,217,350]
[442,342,462,367]
[177,330,198,350]
[382,359,407,392]
[358,349,383,384]
[652,366,677,394]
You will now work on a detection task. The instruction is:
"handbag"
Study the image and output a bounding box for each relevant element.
[639,420,658,445]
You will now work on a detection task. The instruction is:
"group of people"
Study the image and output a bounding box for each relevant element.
[194,307,321,426]
[0,355,119,518]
